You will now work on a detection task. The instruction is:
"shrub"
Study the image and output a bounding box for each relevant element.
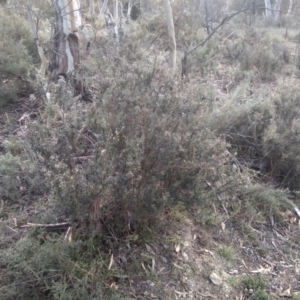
[240,275,274,300]
[25,57,235,225]
[0,7,36,107]
[262,84,300,189]
[207,75,300,191]
[0,234,105,300]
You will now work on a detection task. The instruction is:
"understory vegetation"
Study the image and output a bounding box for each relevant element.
[1,1,300,299]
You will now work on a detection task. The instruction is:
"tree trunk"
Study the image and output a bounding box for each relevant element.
[163,0,176,70]
[127,1,132,22]
[99,0,108,14]
[273,0,282,21]
[51,0,88,79]
[204,0,210,34]
[264,0,272,19]
[49,0,91,100]
[287,0,293,15]
[114,0,119,20]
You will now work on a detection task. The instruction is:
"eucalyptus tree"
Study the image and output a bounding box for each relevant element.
[23,0,91,99]
[163,0,176,70]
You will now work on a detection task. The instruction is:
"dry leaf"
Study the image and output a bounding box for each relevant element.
[108,254,114,270]
[242,259,249,270]
[278,286,291,297]
[182,251,189,261]
[151,258,155,271]
[145,243,155,255]
[221,222,226,231]
[110,282,118,290]
[250,266,272,274]
[183,241,189,247]
[141,262,147,271]
[64,226,72,242]
[202,248,215,257]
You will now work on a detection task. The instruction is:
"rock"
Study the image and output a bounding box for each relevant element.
[210,272,222,285]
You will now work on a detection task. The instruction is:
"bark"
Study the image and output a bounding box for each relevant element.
[163,0,176,70]
[51,0,88,78]
[49,0,91,100]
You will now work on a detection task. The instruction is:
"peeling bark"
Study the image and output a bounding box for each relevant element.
[48,0,91,100]
[53,0,79,75]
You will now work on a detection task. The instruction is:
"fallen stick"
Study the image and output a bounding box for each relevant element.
[20,222,70,230]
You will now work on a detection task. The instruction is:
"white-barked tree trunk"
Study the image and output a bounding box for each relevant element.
[163,0,176,70]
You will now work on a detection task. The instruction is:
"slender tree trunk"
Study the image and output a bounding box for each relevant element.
[163,0,176,70]
[114,0,118,20]
[204,0,210,35]
[99,0,108,14]
[273,0,282,21]
[127,1,132,22]
[287,0,293,15]
[264,0,272,19]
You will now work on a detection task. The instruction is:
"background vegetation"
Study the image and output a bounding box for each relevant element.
[0,0,300,299]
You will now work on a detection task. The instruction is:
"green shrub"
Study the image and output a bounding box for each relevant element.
[0,153,22,201]
[0,7,36,107]
[25,58,235,225]
[240,42,280,81]
[223,28,288,81]
[206,77,300,198]
[241,275,274,300]
[262,84,300,189]
[0,234,105,300]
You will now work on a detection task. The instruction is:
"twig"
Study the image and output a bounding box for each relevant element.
[72,155,94,162]
[21,222,70,230]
